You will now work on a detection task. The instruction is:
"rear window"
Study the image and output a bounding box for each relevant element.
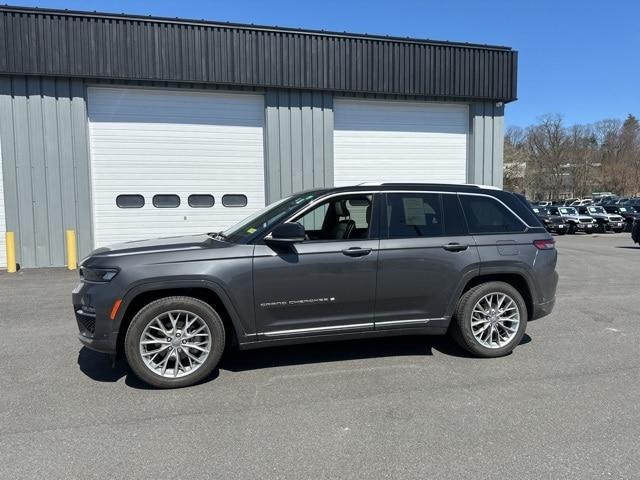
[460,195,526,234]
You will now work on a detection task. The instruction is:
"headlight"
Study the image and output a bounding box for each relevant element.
[80,267,119,283]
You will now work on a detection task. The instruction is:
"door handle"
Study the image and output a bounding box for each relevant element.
[341,247,372,257]
[442,243,469,252]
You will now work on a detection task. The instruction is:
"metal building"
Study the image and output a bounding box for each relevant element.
[0,6,517,268]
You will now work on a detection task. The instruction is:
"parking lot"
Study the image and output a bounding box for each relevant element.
[0,232,638,479]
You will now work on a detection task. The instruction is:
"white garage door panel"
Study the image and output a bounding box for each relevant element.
[0,137,6,268]
[334,99,468,186]
[88,87,265,247]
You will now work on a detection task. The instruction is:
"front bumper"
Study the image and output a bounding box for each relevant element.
[72,281,122,355]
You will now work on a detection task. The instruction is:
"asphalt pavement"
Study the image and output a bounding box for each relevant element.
[1,233,639,479]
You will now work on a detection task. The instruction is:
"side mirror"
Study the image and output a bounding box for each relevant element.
[265,222,306,245]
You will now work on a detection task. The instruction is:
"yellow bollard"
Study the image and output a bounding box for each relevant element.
[65,229,77,270]
[6,231,17,273]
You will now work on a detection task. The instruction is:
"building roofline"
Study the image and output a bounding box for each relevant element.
[0,4,513,52]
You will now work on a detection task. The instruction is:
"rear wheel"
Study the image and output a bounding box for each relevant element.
[125,296,225,388]
[450,282,527,357]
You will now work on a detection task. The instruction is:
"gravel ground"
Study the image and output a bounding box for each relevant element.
[0,232,638,480]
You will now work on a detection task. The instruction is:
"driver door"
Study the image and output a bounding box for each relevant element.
[253,193,380,337]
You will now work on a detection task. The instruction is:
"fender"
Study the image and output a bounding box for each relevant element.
[115,277,255,342]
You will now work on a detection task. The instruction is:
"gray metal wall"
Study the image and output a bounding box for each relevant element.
[264,89,333,203]
[0,75,92,268]
[468,102,505,188]
[0,75,505,268]
[0,6,518,102]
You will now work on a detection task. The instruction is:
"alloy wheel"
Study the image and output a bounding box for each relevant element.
[139,310,212,378]
[470,293,521,349]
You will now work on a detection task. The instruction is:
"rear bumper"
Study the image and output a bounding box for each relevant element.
[531,297,556,320]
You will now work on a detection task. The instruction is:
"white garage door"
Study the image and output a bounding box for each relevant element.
[334,99,468,186]
[0,137,6,268]
[88,87,265,247]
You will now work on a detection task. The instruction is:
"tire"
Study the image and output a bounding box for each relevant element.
[613,228,623,234]
[586,229,593,235]
[450,281,528,358]
[125,296,226,389]
[598,223,607,234]
[556,229,566,236]
[568,223,576,234]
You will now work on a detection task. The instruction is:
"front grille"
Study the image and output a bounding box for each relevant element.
[76,310,96,335]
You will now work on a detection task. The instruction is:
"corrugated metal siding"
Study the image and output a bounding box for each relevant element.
[468,102,505,188]
[0,76,92,268]
[265,89,333,202]
[0,136,6,268]
[0,7,517,102]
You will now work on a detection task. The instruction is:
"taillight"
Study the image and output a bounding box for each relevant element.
[533,239,555,250]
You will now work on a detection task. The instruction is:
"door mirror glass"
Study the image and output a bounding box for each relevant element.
[266,222,306,244]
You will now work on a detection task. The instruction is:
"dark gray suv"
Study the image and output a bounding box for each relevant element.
[73,184,558,388]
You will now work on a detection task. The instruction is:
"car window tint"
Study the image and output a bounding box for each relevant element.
[116,194,145,208]
[460,195,525,234]
[442,194,468,236]
[386,193,444,238]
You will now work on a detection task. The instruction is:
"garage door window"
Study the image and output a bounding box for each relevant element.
[460,195,526,234]
[188,194,215,208]
[116,194,145,209]
[222,194,248,207]
[153,194,181,208]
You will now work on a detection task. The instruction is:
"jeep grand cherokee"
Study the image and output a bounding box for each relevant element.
[73,184,558,388]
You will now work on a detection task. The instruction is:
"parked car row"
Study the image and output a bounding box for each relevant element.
[530,196,640,233]
[531,205,628,234]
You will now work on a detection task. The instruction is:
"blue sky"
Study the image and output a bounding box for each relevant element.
[10,0,639,128]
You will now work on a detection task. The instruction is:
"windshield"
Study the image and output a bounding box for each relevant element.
[559,207,577,215]
[222,190,326,242]
[588,206,605,214]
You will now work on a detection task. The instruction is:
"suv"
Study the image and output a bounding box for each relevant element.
[548,206,596,234]
[603,205,639,232]
[73,184,558,388]
[578,205,625,233]
[531,206,567,235]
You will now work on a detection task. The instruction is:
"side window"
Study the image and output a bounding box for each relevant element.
[386,193,444,238]
[293,194,373,241]
[442,194,468,236]
[459,195,526,234]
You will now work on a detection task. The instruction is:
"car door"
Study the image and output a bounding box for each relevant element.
[253,192,380,337]
[374,191,480,328]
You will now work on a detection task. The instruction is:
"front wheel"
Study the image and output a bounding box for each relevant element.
[450,282,527,357]
[124,296,226,388]
[568,223,576,234]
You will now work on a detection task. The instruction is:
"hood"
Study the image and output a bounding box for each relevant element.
[83,234,223,261]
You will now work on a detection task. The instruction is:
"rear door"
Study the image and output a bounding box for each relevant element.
[374,191,480,327]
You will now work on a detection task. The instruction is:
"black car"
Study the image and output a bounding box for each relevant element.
[73,183,558,388]
[531,206,567,235]
[602,205,639,232]
[577,205,625,233]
